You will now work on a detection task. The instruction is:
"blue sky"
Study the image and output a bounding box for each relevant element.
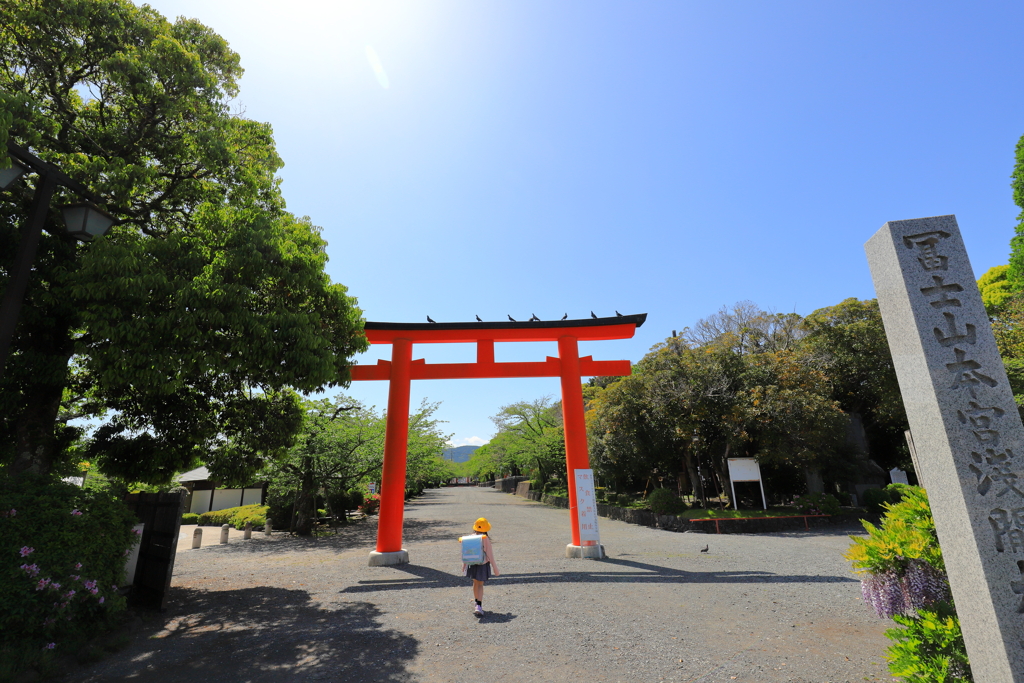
[147,0,1024,446]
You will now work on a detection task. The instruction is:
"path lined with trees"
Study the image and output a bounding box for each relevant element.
[67,486,892,683]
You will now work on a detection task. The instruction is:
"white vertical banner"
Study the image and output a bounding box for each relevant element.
[573,469,601,549]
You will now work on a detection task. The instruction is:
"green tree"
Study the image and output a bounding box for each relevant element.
[489,398,565,487]
[978,265,1013,316]
[403,400,454,490]
[990,293,1024,410]
[463,443,503,481]
[0,0,367,482]
[1008,132,1024,291]
[801,298,910,473]
[266,395,385,536]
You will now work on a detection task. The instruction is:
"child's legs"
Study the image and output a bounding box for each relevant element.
[472,579,484,601]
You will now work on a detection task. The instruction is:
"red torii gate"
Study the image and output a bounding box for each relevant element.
[351,314,647,566]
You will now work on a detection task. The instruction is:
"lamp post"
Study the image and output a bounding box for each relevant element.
[0,142,115,379]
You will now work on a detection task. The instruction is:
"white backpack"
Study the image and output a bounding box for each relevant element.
[460,534,486,565]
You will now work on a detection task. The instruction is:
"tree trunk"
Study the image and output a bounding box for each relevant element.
[9,350,74,477]
[293,459,317,536]
[685,449,706,507]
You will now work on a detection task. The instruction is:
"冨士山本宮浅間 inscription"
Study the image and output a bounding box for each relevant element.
[867,215,1024,680]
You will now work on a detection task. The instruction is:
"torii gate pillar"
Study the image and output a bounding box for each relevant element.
[558,335,590,551]
[353,314,647,566]
[368,337,412,567]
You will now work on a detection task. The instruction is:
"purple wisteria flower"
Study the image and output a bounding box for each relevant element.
[19,546,34,557]
[860,559,950,618]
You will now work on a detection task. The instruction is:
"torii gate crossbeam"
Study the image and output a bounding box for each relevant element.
[352,314,646,566]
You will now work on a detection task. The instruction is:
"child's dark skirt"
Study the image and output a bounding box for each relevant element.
[466,562,491,581]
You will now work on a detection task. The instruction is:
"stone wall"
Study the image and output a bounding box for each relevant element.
[493,476,529,493]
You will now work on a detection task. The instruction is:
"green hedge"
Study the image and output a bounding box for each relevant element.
[197,504,268,530]
[648,487,688,515]
[0,475,137,660]
[180,513,200,525]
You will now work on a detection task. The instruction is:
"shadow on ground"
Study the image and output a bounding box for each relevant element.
[63,587,419,683]
[340,556,857,594]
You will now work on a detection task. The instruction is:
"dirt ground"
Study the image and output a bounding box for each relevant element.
[59,487,895,683]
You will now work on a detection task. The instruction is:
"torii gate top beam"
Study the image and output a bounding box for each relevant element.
[361,313,647,344]
[351,314,646,382]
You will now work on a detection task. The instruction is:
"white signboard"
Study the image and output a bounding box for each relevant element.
[573,469,601,552]
[726,458,767,510]
[889,468,909,485]
[368,483,376,494]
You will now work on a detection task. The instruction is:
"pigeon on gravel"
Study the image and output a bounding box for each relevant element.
[700,544,709,553]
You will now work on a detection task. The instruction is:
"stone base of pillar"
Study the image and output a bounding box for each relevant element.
[368,549,409,566]
[566,543,605,559]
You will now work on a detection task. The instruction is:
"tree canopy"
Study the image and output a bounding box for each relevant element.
[0,0,367,482]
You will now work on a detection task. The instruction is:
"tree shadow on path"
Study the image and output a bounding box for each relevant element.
[340,555,856,595]
[62,587,419,683]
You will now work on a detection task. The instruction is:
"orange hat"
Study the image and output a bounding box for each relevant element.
[473,517,491,533]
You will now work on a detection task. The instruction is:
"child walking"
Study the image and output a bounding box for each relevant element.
[461,517,500,616]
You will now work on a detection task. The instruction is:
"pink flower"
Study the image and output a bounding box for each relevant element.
[20,563,40,577]
[49,582,61,591]
[84,580,97,590]
[35,578,51,591]
[19,546,34,557]
[5,509,14,517]
[131,528,142,535]
[64,590,76,598]
[74,563,82,570]
[89,588,99,595]
[70,509,82,516]
[98,596,105,604]
[43,642,55,650]
[69,575,80,582]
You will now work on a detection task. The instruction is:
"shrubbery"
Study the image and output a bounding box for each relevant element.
[648,487,688,515]
[861,483,910,514]
[196,504,268,530]
[359,494,380,515]
[795,492,841,515]
[845,485,972,681]
[180,513,199,525]
[0,475,137,657]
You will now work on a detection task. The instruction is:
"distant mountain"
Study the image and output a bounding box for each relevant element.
[443,445,481,463]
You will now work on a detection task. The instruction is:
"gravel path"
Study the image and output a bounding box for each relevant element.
[62,487,895,683]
